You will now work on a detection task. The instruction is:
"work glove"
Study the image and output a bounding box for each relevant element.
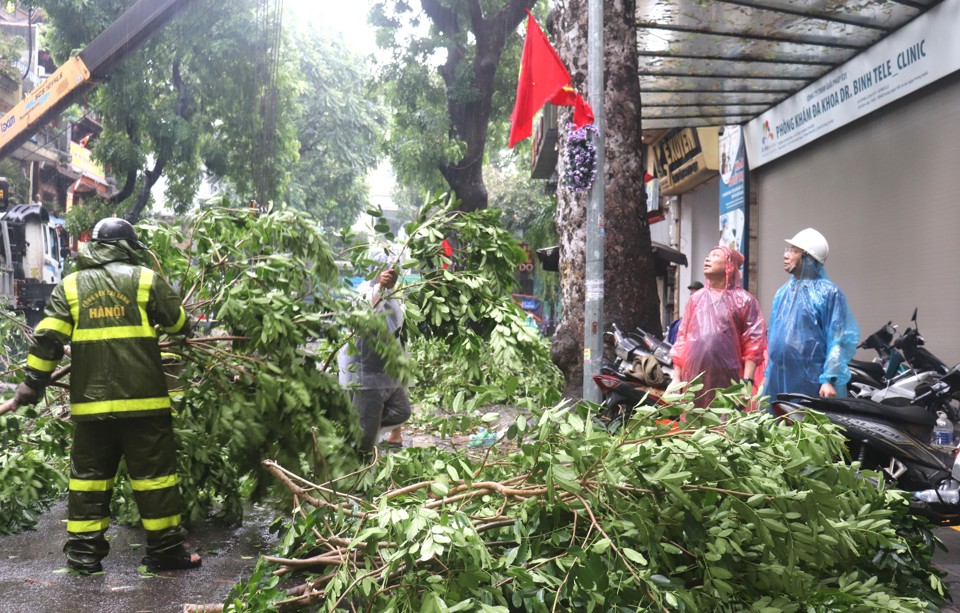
[14,382,40,407]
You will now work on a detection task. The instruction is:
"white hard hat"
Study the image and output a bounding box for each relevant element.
[785,228,829,263]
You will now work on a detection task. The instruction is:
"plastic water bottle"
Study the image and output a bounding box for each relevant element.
[914,487,960,504]
[468,428,497,448]
[931,411,954,446]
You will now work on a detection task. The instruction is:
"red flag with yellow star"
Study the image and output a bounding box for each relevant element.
[509,12,592,148]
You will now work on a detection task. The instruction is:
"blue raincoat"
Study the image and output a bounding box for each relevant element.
[764,256,859,399]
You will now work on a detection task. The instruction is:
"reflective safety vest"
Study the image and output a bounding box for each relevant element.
[25,241,188,421]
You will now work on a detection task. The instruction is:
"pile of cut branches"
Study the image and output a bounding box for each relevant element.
[0,195,556,528]
[0,313,70,534]
[216,393,947,612]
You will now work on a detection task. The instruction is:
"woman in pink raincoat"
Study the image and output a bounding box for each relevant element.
[670,246,767,408]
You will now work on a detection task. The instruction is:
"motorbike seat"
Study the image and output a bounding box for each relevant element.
[849,359,885,383]
[776,393,937,427]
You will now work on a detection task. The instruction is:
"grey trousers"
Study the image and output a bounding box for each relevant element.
[351,386,412,452]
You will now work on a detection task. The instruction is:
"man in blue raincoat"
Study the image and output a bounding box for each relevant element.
[764,228,859,400]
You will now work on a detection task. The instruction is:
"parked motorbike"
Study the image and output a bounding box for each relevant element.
[892,310,950,375]
[849,310,951,407]
[592,324,673,429]
[847,321,898,393]
[771,363,960,526]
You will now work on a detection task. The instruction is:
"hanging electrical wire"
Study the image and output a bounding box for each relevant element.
[253,0,284,214]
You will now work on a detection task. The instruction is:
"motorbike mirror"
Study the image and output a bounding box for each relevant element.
[911,307,918,323]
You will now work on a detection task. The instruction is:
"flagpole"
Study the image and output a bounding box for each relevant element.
[582,0,604,403]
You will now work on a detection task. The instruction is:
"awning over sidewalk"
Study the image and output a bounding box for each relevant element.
[636,0,939,132]
[651,241,687,266]
[537,242,687,272]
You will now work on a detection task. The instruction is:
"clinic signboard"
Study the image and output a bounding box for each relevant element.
[745,0,960,168]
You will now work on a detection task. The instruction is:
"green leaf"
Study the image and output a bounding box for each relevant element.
[622,548,648,565]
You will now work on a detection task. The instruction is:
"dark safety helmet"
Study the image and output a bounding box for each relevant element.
[90,217,147,250]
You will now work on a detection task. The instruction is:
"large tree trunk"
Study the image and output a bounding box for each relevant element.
[423,0,534,212]
[551,0,661,397]
[119,58,191,223]
[124,157,165,223]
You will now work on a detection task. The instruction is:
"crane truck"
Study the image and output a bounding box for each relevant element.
[0,0,197,325]
[0,194,66,326]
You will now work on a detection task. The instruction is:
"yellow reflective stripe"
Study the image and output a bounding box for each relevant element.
[141,514,180,532]
[36,316,73,336]
[26,354,58,372]
[71,325,158,342]
[131,474,178,491]
[69,478,114,492]
[64,274,79,324]
[71,396,171,417]
[67,518,110,533]
[68,267,158,342]
[137,268,154,334]
[161,307,187,334]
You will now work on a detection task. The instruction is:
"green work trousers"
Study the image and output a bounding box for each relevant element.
[64,414,186,566]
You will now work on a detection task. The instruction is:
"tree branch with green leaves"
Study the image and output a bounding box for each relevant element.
[216,393,947,612]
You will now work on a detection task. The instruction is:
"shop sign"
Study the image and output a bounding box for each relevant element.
[651,127,719,195]
[745,0,960,168]
[70,141,107,185]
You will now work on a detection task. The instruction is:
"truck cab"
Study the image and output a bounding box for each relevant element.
[0,204,68,326]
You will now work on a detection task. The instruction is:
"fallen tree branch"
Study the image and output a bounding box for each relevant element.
[262,459,370,519]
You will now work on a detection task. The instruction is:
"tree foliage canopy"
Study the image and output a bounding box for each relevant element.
[283,25,385,229]
[0,28,24,82]
[371,0,535,212]
[36,0,387,229]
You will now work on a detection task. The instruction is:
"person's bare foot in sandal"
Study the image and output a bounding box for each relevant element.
[384,426,403,448]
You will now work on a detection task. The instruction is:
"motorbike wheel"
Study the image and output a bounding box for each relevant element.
[847,440,960,524]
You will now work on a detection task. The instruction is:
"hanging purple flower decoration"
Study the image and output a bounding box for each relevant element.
[562,122,599,192]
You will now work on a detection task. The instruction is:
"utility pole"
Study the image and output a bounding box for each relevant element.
[581,0,604,403]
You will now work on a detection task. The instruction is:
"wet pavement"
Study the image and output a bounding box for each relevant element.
[935,526,960,612]
[0,412,512,613]
[0,499,275,613]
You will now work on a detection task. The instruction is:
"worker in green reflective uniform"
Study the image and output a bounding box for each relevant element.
[13,217,201,574]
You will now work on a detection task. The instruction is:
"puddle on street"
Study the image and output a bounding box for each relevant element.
[0,499,278,613]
